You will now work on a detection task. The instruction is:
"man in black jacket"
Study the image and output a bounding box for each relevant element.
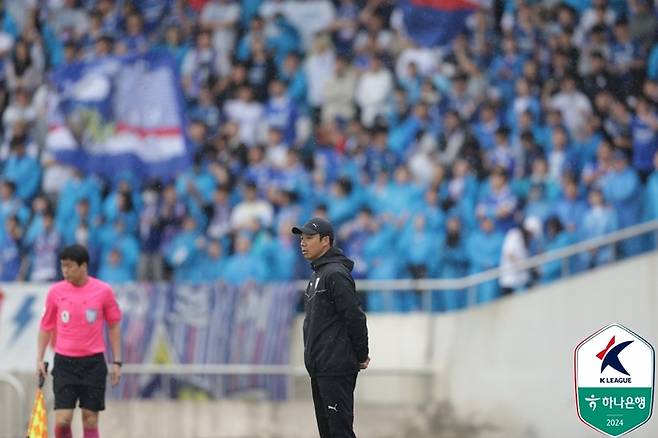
[292,217,370,438]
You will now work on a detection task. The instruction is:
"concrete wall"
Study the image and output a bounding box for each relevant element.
[2,252,657,437]
[426,252,658,438]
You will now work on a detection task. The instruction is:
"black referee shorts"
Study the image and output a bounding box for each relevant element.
[52,353,108,412]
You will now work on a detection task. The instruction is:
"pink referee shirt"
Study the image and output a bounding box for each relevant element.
[40,277,122,357]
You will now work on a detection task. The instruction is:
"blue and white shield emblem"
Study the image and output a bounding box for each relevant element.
[85,308,98,323]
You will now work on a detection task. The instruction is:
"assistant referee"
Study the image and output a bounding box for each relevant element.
[37,244,122,438]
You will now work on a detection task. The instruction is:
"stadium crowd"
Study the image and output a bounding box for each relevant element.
[0,0,657,311]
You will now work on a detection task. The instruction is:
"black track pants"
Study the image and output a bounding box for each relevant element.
[311,374,358,438]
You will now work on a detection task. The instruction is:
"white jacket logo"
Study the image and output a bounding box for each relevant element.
[305,276,326,301]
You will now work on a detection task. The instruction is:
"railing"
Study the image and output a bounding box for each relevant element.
[298,218,658,296]
[119,363,436,404]
[0,372,27,438]
[122,363,432,376]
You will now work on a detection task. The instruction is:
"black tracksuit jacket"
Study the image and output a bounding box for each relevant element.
[303,247,369,377]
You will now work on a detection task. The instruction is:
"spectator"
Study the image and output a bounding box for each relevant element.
[223,85,265,146]
[550,76,592,138]
[54,169,102,231]
[214,62,249,106]
[2,88,37,135]
[547,125,579,181]
[628,0,656,51]
[158,183,189,248]
[279,52,307,108]
[245,37,277,101]
[576,0,616,46]
[27,208,60,282]
[524,183,554,225]
[488,36,524,104]
[438,216,469,311]
[473,102,501,152]
[93,34,115,59]
[0,180,29,234]
[117,11,148,54]
[263,12,302,64]
[499,216,542,295]
[99,218,139,276]
[579,188,618,268]
[305,33,335,117]
[264,79,298,144]
[509,78,540,130]
[207,184,232,240]
[436,110,469,167]
[466,214,504,304]
[137,182,164,282]
[322,54,356,123]
[582,137,614,188]
[0,215,25,281]
[176,153,217,212]
[1,133,41,201]
[556,175,588,234]
[582,51,617,99]
[98,247,135,284]
[609,19,644,95]
[181,29,221,99]
[280,0,335,51]
[223,232,268,285]
[189,85,221,136]
[355,54,393,127]
[50,0,89,42]
[487,127,515,176]
[230,181,274,230]
[602,150,644,257]
[648,43,658,81]
[540,216,574,283]
[271,219,300,280]
[327,177,358,228]
[574,115,605,167]
[24,194,50,247]
[476,166,518,232]
[398,213,440,310]
[362,217,401,312]
[200,238,227,282]
[330,0,359,54]
[523,156,561,201]
[154,25,189,70]
[630,95,658,182]
[5,38,42,93]
[164,215,205,283]
[201,0,240,75]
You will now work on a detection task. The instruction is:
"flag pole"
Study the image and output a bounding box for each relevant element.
[26,362,49,438]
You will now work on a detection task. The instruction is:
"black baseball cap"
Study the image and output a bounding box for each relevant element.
[291,217,334,241]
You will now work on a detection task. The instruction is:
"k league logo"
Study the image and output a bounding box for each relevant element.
[575,324,655,437]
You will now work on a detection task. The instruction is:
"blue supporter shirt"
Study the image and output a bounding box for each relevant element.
[3,155,41,201]
[631,116,658,173]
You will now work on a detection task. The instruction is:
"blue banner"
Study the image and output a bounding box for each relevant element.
[111,282,300,400]
[400,0,479,47]
[46,51,192,183]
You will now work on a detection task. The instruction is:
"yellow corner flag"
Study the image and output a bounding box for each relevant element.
[26,388,47,438]
[27,363,48,438]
